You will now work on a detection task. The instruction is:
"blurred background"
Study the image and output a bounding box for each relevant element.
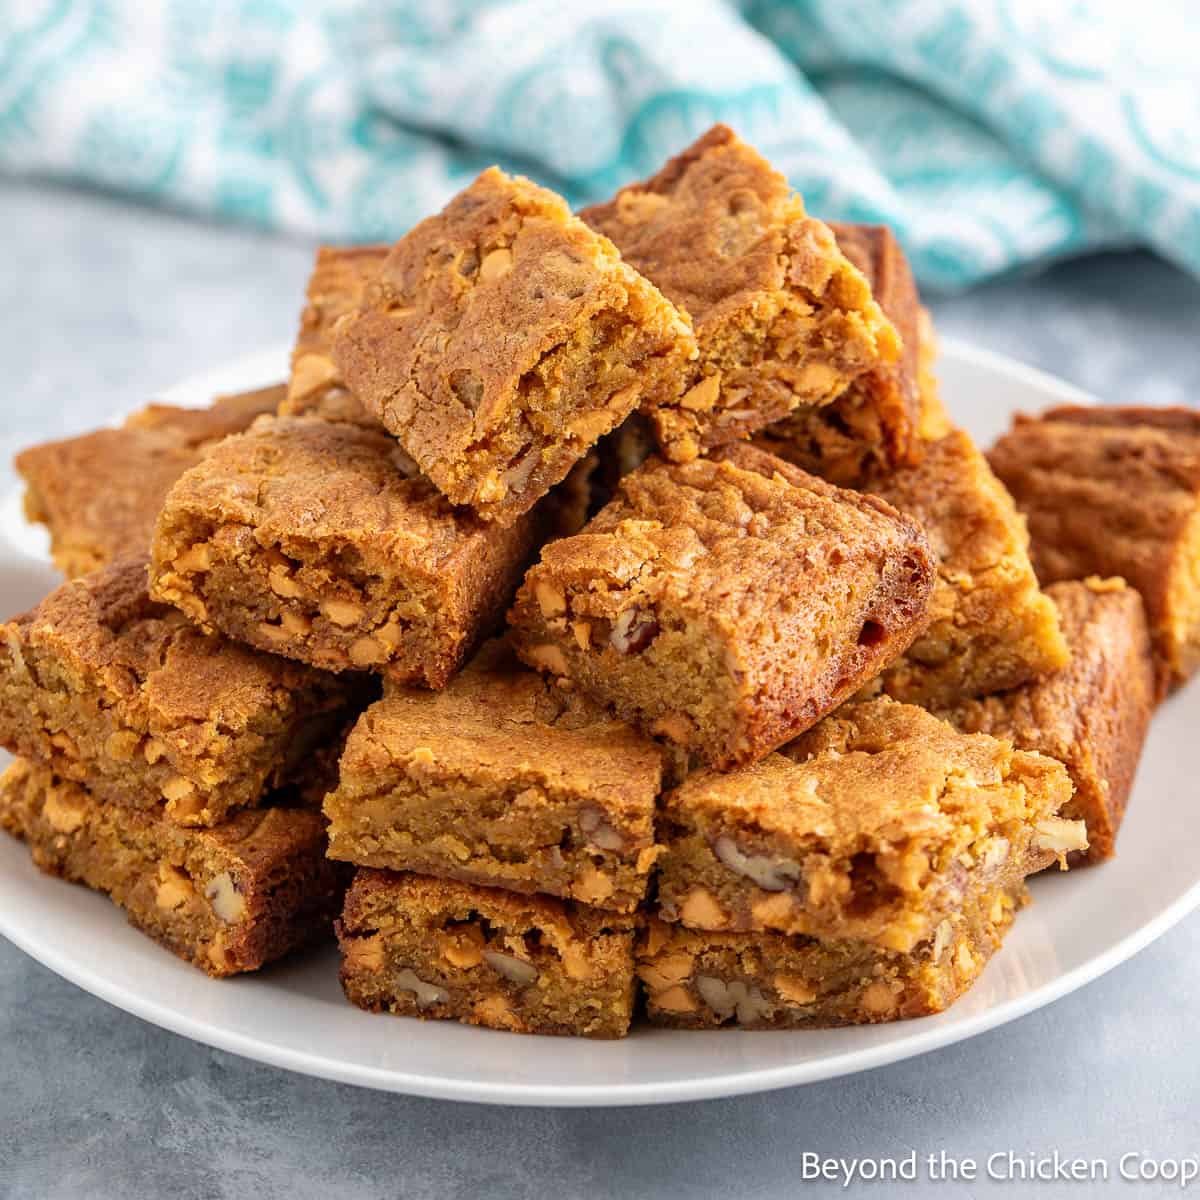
[2,3,1200,1197]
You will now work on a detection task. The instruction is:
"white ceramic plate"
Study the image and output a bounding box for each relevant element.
[1,339,1195,1108]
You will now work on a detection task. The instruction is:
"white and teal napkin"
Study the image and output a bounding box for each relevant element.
[2,0,1196,290]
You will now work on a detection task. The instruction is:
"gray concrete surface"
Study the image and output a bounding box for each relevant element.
[2,178,1199,1199]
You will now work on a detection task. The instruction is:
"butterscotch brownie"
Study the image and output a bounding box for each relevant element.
[333,167,696,525]
[860,428,1068,706]
[940,579,1155,863]
[16,385,283,579]
[0,557,352,826]
[509,443,935,769]
[752,223,923,485]
[639,883,1025,1029]
[989,405,1200,683]
[656,698,1080,952]
[0,759,343,977]
[581,125,900,462]
[325,641,662,911]
[281,245,389,428]
[150,416,536,686]
[337,870,637,1038]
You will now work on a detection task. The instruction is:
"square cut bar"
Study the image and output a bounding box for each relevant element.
[752,223,924,485]
[509,443,936,770]
[149,415,537,686]
[337,870,637,1038]
[639,883,1025,1029]
[281,245,390,429]
[0,557,353,826]
[656,698,1080,953]
[324,641,663,912]
[939,578,1156,863]
[15,385,283,579]
[989,405,1200,685]
[0,759,344,977]
[581,125,900,462]
[333,167,697,526]
[859,427,1068,707]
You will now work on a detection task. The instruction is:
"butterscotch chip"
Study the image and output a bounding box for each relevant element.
[15,385,283,580]
[940,579,1155,863]
[323,640,662,913]
[0,557,354,827]
[989,405,1200,685]
[510,444,936,769]
[657,698,1077,952]
[333,167,696,526]
[336,871,637,1038]
[582,126,900,462]
[149,416,537,688]
[0,759,344,977]
[859,427,1069,706]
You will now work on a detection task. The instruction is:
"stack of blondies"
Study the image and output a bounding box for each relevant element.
[3,125,1190,1037]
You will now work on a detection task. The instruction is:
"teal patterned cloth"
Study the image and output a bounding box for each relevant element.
[2,1,1197,290]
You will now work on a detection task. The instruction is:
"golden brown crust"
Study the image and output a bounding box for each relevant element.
[149,415,537,687]
[581,125,900,461]
[940,578,1156,862]
[861,427,1069,705]
[639,885,1025,1029]
[0,759,344,977]
[333,167,696,525]
[751,223,923,485]
[282,246,389,429]
[509,443,936,769]
[324,640,663,911]
[15,386,283,579]
[656,698,1078,952]
[0,556,353,825]
[337,869,637,1038]
[988,405,1200,683]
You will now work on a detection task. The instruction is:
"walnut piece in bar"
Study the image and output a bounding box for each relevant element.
[860,427,1069,707]
[150,415,537,687]
[281,245,389,429]
[510,443,936,770]
[752,223,924,485]
[989,405,1200,685]
[656,698,1080,953]
[333,167,696,526]
[16,385,284,579]
[324,641,662,912]
[337,870,638,1038]
[581,125,900,462]
[639,884,1025,1029]
[939,578,1156,863]
[0,759,344,977]
[0,557,353,826]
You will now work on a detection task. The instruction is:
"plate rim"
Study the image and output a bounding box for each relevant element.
[4,336,1190,1108]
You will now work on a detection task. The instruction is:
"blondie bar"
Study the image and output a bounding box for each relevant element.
[860,428,1069,706]
[510,443,936,769]
[639,883,1025,1029]
[16,385,283,579]
[0,557,352,826]
[989,405,1200,684]
[941,578,1155,863]
[581,125,900,462]
[281,245,389,428]
[752,223,923,485]
[337,870,637,1038]
[325,641,662,911]
[0,759,343,976]
[333,168,696,525]
[657,698,1080,952]
[150,415,536,686]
